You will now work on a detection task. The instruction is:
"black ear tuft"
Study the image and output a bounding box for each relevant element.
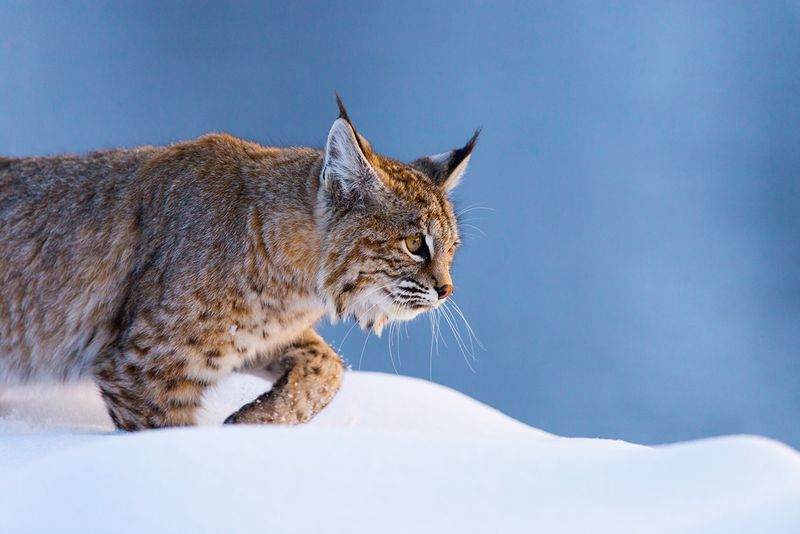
[335,93,353,125]
[334,93,373,158]
[449,128,481,175]
[410,128,480,193]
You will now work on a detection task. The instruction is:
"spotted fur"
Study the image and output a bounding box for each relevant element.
[0,100,477,430]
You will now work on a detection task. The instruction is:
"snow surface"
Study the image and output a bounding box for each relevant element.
[1,371,799,533]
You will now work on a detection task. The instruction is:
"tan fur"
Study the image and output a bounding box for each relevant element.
[0,102,476,430]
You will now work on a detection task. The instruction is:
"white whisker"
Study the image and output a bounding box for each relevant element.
[439,302,476,372]
[387,321,398,374]
[457,204,495,217]
[448,298,485,352]
[337,315,363,352]
[435,307,446,351]
[357,329,372,370]
[428,312,436,380]
[395,318,402,367]
[444,300,474,357]
[459,223,487,237]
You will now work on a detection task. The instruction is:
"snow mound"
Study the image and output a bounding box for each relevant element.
[1,372,799,533]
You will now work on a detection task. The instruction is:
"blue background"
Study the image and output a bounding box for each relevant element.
[1,1,798,446]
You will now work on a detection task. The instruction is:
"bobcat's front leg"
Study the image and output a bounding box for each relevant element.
[225,329,344,425]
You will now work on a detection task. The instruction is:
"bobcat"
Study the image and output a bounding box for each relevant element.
[0,98,477,430]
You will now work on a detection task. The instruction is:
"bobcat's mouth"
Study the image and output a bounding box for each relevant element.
[351,294,433,337]
[339,282,438,337]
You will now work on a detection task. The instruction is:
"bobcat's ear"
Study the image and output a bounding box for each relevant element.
[411,129,480,193]
[322,97,381,201]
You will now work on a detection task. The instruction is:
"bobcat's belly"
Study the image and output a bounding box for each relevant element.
[0,290,118,385]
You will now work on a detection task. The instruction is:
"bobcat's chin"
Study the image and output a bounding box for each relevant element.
[349,293,433,337]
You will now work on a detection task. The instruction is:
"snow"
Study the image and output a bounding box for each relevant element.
[1,372,799,533]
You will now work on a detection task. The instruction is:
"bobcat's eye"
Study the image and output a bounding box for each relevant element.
[405,234,424,254]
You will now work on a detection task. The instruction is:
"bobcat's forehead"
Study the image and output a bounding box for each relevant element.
[375,156,459,244]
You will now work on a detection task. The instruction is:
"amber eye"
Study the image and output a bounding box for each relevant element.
[405,234,424,254]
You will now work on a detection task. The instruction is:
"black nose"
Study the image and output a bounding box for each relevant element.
[435,284,453,299]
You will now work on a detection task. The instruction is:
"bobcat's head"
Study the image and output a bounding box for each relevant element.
[317,97,478,335]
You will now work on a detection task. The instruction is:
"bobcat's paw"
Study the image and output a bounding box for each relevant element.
[223,392,310,425]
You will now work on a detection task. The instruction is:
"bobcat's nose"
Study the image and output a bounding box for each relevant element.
[435,284,453,300]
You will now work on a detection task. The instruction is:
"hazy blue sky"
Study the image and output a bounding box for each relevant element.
[1,1,798,445]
